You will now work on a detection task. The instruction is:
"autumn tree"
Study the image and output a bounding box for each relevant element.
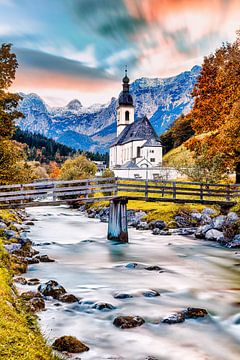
[48,161,61,179]
[60,155,97,180]
[186,35,240,183]
[0,43,22,139]
[160,114,194,153]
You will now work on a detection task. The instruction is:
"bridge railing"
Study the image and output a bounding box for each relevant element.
[116,178,240,204]
[0,177,117,207]
[0,177,239,208]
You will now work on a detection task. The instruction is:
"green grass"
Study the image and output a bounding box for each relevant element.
[0,211,59,360]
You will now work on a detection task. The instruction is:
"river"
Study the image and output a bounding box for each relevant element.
[22,205,240,360]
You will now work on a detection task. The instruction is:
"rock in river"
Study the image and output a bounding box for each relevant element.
[35,254,55,262]
[52,335,89,353]
[58,293,79,303]
[162,312,185,324]
[38,280,66,299]
[113,315,145,329]
[182,307,208,319]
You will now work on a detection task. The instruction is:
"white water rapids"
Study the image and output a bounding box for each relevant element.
[21,206,240,360]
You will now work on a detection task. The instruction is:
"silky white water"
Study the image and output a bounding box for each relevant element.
[23,206,240,360]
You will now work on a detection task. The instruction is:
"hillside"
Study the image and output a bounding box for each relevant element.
[16,66,200,152]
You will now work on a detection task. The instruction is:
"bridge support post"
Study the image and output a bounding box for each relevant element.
[107,197,128,242]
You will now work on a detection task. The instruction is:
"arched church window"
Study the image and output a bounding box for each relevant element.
[125,110,129,121]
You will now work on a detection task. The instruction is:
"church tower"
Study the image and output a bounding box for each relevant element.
[116,68,134,137]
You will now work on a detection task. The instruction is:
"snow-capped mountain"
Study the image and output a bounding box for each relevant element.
[17,65,200,152]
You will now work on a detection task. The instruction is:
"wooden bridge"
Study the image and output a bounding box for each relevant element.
[0,177,239,242]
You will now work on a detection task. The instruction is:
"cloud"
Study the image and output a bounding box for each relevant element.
[15,47,115,81]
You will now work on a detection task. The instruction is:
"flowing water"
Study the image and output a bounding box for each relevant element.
[22,206,240,360]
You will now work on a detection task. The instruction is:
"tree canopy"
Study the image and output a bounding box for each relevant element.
[186,34,240,182]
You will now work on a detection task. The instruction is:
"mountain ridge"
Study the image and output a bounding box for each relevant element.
[16,65,201,152]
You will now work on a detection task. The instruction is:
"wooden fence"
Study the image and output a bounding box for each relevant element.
[0,177,239,208]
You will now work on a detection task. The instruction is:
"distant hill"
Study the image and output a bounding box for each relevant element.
[16,65,201,152]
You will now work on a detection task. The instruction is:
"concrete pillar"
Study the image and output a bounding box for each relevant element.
[107,197,128,242]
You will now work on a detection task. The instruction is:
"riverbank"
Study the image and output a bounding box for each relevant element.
[0,210,58,360]
[83,201,240,248]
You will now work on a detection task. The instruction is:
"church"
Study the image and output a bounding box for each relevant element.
[109,70,163,180]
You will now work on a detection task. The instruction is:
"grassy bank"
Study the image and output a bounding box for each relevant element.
[0,210,58,360]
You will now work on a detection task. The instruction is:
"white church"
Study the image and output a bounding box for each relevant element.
[109,70,164,180]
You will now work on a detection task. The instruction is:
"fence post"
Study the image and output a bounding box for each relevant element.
[53,183,57,202]
[226,184,230,201]
[114,177,118,196]
[86,180,89,199]
[173,182,176,199]
[200,183,203,201]
[20,184,23,204]
[145,173,149,199]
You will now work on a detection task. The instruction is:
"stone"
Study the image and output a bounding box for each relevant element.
[58,293,79,303]
[152,228,171,235]
[92,302,116,311]
[4,243,22,253]
[162,312,185,324]
[195,225,212,239]
[212,215,226,230]
[182,307,208,319]
[25,257,40,264]
[113,316,145,329]
[0,221,7,229]
[114,293,133,299]
[125,262,145,269]
[14,276,27,285]
[149,220,167,230]
[38,280,66,299]
[200,214,212,225]
[28,297,45,312]
[226,212,239,223]
[24,221,34,226]
[226,234,240,249]
[3,229,17,239]
[201,208,217,216]
[144,265,163,271]
[191,212,202,221]
[136,221,149,230]
[143,290,160,297]
[52,336,89,353]
[146,357,160,360]
[21,291,43,301]
[205,229,224,242]
[35,254,55,262]
[27,278,40,286]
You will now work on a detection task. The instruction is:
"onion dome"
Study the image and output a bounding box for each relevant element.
[118,67,133,106]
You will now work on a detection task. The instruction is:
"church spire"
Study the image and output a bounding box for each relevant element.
[122,65,130,92]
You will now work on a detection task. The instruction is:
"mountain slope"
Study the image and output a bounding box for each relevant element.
[17,66,200,152]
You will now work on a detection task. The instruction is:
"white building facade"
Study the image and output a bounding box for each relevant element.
[110,71,164,180]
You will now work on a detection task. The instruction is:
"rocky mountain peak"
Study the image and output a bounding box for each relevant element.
[66,99,82,111]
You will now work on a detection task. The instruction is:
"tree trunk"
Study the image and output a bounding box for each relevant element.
[236,162,240,184]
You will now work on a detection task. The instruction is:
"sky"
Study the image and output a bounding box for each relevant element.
[0,0,239,106]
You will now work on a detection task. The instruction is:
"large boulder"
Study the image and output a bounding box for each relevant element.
[195,225,212,239]
[52,336,89,353]
[113,315,145,329]
[92,302,116,311]
[212,215,226,230]
[202,208,217,216]
[149,220,167,230]
[226,212,239,223]
[28,297,45,312]
[205,229,224,242]
[38,280,66,299]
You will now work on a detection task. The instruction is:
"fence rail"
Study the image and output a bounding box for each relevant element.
[0,177,239,208]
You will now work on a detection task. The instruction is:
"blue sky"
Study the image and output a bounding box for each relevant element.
[0,0,239,106]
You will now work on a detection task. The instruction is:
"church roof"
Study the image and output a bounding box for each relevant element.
[119,160,139,169]
[110,115,162,147]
